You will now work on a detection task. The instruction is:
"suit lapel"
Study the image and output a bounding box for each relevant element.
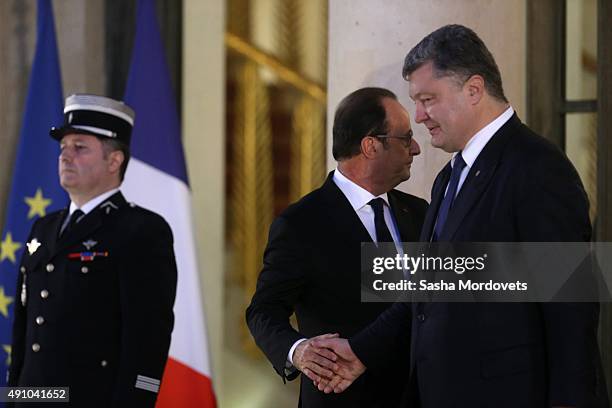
[43,210,66,257]
[23,211,64,268]
[319,172,373,244]
[388,191,417,242]
[438,162,497,240]
[438,114,518,240]
[54,191,127,254]
[420,164,451,241]
[56,210,104,253]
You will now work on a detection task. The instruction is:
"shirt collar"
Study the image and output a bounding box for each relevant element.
[69,188,120,216]
[452,106,514,169]
[333,168,389,211]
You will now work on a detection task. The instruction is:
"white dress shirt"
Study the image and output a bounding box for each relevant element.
[332,168,402,246]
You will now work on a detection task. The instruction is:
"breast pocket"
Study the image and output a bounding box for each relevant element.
[75,257,109,277]
[67,253,119,301]
[66,255,121,337]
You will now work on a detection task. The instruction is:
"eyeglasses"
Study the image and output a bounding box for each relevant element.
[371,129,414,148]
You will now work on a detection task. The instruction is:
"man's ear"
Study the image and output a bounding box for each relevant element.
[465,74,485,105]
[107,150,125,174]
[360,136,378,159]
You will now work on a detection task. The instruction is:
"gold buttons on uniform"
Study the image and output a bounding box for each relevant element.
[81,266,89,274]
[40,289,49,299]
[36,316,45,325]
[32,343,40,352]
[46,263,54,272]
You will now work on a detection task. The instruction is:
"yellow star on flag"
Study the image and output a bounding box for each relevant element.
[24,188,52,219]
[0,232,22,264]
[0,286,14,318]
[2,345,10,367]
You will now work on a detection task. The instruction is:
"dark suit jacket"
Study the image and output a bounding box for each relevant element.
[9,191,177,407]
[351,114,608,408]
[246,172,428,408]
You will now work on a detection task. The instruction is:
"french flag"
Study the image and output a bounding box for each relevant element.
[122,0,216,406]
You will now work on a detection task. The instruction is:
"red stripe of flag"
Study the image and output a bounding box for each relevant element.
[156,357,217,408]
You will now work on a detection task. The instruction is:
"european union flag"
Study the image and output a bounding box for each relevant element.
[0,0,67,389]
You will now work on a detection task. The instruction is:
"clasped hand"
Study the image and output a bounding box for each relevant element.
[292,334,366,394]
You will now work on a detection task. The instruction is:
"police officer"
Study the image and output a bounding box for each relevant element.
[9,94,178,407]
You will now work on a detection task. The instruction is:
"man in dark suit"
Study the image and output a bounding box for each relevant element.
[9,94,177,407]
[311,25,607,407]
[246,87,428,407]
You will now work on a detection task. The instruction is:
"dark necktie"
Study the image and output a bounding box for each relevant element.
[433,152,467,241]
[368,198,394,243]
[62,209,84,237]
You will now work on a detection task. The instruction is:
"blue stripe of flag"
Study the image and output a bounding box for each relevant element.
[123,0,189,185]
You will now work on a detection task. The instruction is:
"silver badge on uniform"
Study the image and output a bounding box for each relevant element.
[26,238,41,255]
[82,239,98,250]
[135,375,160,393]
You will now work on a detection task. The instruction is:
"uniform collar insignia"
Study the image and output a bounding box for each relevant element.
[100,201,119,214]
[26,238,42,255]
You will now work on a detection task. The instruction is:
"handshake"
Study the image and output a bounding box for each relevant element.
[292,333,367,393]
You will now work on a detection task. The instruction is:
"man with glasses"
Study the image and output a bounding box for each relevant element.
[246,87,427,407]
[310,25,607,408]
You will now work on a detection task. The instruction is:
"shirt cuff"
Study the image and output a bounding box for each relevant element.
[286,338,308,367]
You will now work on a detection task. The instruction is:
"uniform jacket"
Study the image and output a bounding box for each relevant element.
[9,191,177,408]
[351,114,608,408]
[246,172,428,408]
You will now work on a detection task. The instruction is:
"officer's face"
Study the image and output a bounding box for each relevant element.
[59,134,121,198]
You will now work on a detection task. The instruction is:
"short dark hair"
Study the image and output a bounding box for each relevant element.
[332,87,397,160]
[402,24,508,103]
[101,138,130,182]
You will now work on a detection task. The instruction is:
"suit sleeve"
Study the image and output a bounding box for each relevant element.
[245,216,308,381]
[349,301,411,372]
[516,148,602,406]
[113,214,177,407]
